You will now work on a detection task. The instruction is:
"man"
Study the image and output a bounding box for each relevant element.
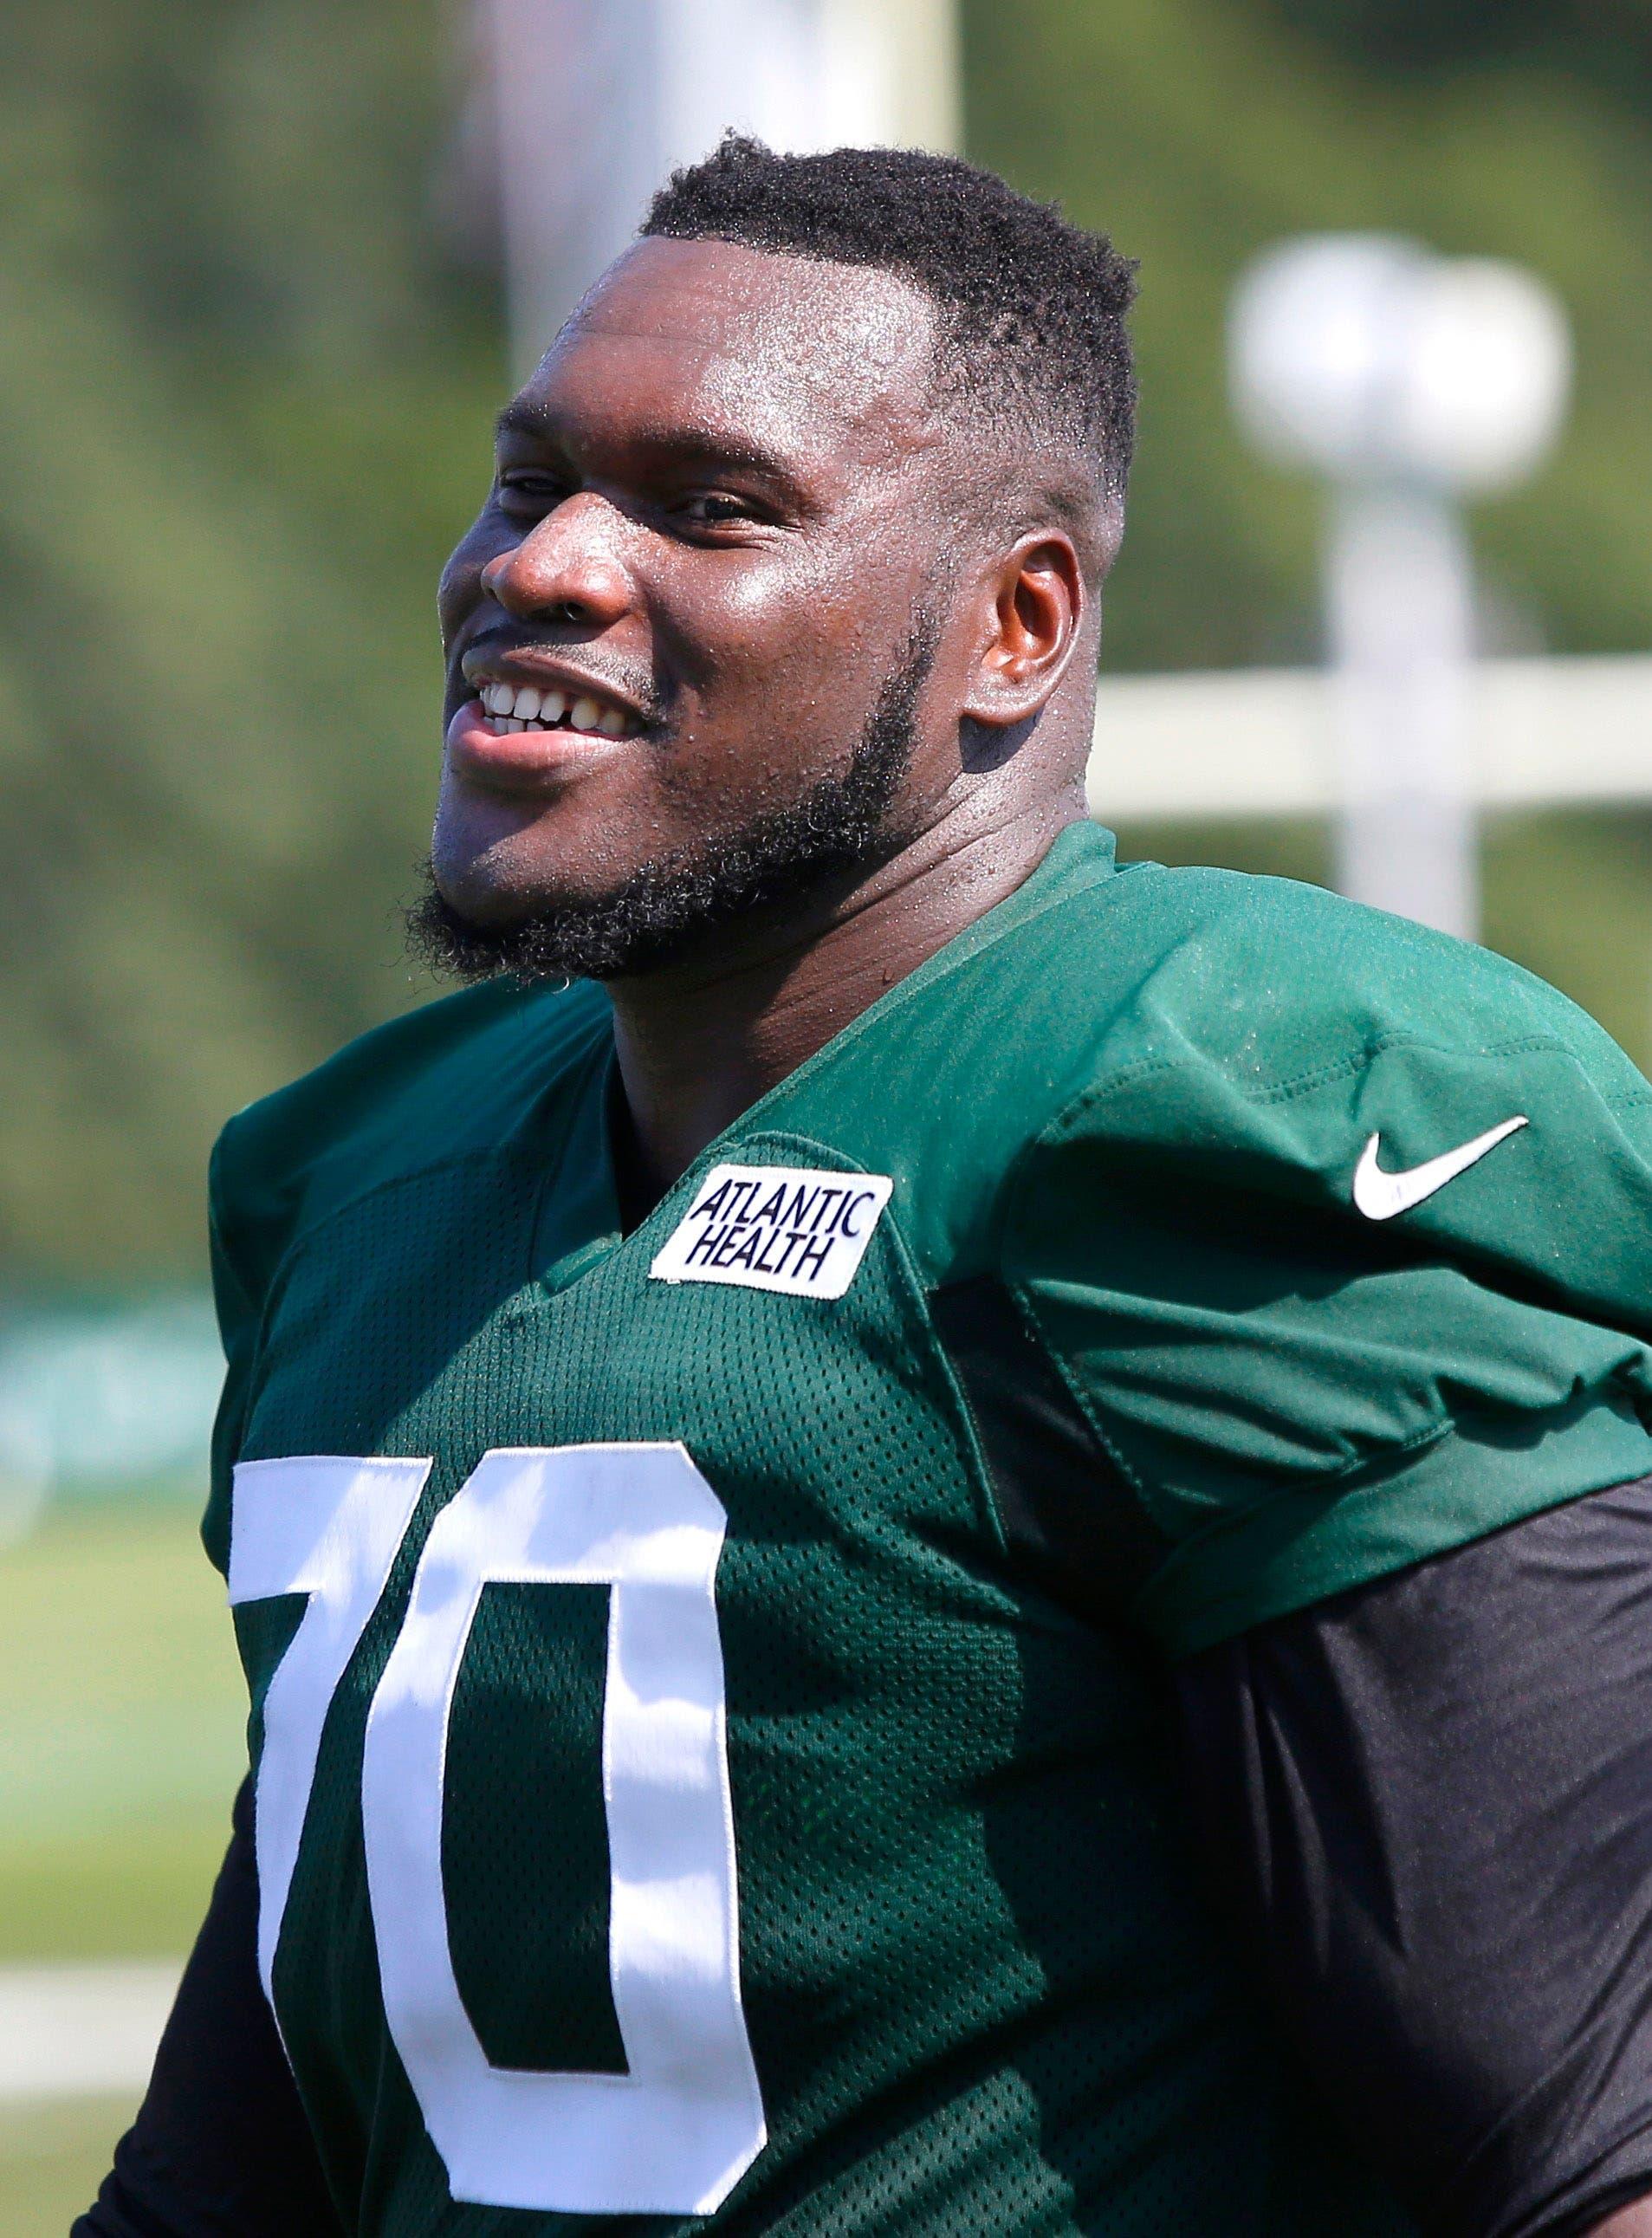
[81,138,1652,2237]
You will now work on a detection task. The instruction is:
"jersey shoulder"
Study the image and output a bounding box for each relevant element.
[1031,857,1652,1226]
[995,861,1652,1653]
[210,976,612,1307]
[768,838,1649,1286]
[1069,856,1644,1107]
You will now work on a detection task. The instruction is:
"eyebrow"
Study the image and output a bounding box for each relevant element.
[492,398,808,492]
[494,399,560,444]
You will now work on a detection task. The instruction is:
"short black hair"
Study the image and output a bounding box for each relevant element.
[641,136,1137,516]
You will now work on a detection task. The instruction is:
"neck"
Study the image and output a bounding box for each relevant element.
[606,787,1085,1219]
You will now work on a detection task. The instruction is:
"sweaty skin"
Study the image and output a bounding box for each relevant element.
[436,236,1098,1203]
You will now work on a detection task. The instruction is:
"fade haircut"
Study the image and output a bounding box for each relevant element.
[641,136,1138,549]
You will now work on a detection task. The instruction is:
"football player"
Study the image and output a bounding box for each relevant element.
[81,139,1652,2237]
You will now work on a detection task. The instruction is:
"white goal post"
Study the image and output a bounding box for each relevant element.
[1088,652,1652,824]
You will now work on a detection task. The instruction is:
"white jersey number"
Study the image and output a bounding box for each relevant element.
[229,1443,767,2216]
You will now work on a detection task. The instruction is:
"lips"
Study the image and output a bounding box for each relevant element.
[444,690,641,791]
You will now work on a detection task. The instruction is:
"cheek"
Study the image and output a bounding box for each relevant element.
[655,555,931,805]
[664,545,911,718]
[437,518,496,640]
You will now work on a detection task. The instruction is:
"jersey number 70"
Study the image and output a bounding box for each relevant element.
[228,1443,768,2215]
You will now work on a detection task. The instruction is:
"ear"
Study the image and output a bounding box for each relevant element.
[961,532,1086,730]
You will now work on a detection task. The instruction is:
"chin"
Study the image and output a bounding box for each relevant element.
[431,788,650,930]
[430,834,574,931]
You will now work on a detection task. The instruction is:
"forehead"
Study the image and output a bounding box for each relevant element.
[511,237,943,477]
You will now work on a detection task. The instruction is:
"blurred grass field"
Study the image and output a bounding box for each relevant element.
[0,2099,151,2235]
[0,1502,244,1961]
[0,1501,244,2228]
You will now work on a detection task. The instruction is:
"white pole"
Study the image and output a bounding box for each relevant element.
[1230,236,1571,942]
[1326,483,1478,937]
[481,0,663,382]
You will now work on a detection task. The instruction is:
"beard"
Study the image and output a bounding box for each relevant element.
[405,616,938,984]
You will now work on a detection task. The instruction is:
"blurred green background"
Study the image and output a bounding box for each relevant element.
[3,1,1650,2223]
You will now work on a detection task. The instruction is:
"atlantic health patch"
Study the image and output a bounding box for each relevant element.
[650,1164,895,1299]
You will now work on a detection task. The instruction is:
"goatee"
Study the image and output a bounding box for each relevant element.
[405,617,937,984]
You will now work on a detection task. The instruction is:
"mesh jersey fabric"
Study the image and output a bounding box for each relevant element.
[203,820,1652,2234]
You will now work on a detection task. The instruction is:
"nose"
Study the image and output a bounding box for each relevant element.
[480,493,632,629]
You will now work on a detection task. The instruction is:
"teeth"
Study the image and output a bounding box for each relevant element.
[478,681,636,739]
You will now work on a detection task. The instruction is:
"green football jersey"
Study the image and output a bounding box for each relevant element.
[204,821,1652,2235]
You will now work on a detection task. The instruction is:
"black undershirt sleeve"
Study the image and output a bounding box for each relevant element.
[1175,1475,1652,2238]
[73,1778,342,2238]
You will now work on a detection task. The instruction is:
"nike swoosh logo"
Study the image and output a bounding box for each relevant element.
[1352,1114,1528,1221]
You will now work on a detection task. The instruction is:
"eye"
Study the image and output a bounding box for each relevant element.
[675,490,758,528]
[496,470,568,511]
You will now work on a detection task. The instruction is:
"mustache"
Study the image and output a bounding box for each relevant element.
[455,626,666,723]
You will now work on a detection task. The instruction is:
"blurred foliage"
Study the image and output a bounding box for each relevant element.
[0,3,497,1278]
[2,0,1651,1279]
[963,0,1652,671]
[1268,0,1652,99]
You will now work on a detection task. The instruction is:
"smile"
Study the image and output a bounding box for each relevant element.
[474,680,640,739]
